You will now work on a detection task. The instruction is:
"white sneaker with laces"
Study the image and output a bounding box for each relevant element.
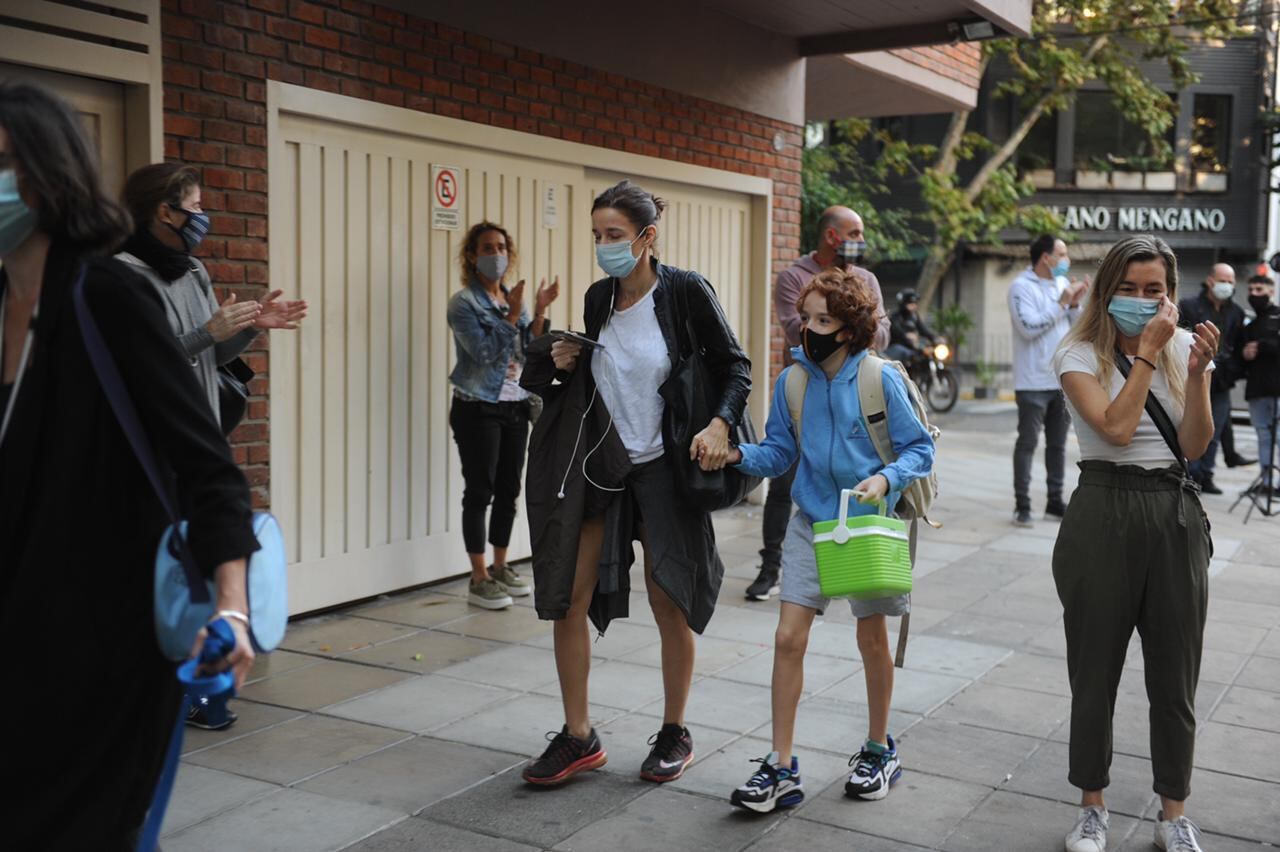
[1065,805,1109,852]
[1154,811,1203,852]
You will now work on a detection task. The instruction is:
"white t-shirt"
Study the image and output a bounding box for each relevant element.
[1054,330,1210,469]
[591,285,672,464]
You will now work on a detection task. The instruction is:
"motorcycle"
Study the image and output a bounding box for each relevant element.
[903,339,958,414]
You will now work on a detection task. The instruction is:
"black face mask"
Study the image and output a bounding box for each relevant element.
[1250,294,1274,314]
[802,326,846,363]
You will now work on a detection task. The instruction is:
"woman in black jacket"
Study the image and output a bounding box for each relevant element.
[0,82,258,849]
[519,180,751,788]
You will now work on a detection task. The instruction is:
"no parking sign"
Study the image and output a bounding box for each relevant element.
[431,165,461,231]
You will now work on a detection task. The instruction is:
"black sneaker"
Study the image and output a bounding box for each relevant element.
[730,752,804,813]
[1045,500,1067,521]
[745,565,780,601]
[186,702,237,731]
[1013,508,1034,528]
[522,725,607,786]
[640,723,694,782]
[1198,476,1223,495]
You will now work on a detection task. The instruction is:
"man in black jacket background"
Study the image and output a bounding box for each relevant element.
[1237,275,1280,497]
[1178,263,1250,494]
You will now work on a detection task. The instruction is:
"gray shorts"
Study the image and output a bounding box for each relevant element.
[780,511,911,618]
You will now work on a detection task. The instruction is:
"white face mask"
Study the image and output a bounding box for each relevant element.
[1211,281,1235,301]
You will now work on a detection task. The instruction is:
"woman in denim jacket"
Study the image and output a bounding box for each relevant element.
[447,221,559,609]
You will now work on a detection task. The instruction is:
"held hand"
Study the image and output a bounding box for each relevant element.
[206,293,262,342]
[1244,341,1259,361]
[507,279,527,325]
[535,276,560,314]
[189,617,255,691]
[550,339,582,371]
[1187,320,1221,376]
[1138,297,1178,358]
[853,474,890,504]
[255,289,309,330]
[690,417,731,471]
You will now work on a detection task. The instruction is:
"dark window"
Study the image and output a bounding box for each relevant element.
[1073,90,1175,172]
[1191,94,1231,172]
[989,96,1057,173]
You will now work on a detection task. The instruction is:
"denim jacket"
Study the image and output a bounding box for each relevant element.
[447,279,533,402]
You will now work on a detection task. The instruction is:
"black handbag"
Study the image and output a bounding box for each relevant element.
[660,271,761,512]
[217,356,255,435]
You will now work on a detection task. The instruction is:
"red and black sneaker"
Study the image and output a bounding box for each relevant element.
[522,725,607,786]
[640,723,694,782]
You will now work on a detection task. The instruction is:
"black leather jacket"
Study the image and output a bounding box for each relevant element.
[582,260,752,435]
[889,307,936,351]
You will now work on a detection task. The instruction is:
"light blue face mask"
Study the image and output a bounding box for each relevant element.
[596,227,649,279]
[0,170,37,257]
[1108,295,1161,337]
[1052,257,1070,277]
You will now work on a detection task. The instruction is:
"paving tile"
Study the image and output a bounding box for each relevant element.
[184,714,410,785]
[1209,685,1280,733]
[1025,622,1069,658]
[1235,653,1280,691]
[163,787,403,852]
[594,712,740,778]
[324,674,515,733]
[1193,721,1280,783]
[963,591,1065,625]
[890,635,1011,679]
[1000,570,1064,601]
[524,620,661,659]
[667,734,850,800]
[943,791,1140,852]
[759,694,920,756]
[925,610,1050,649]
[1114,825,1279,852]
[800,768,991,849]
[750,819,933,851]
[816,665,971,715]
[714,645,860,695]
[161,765,278,837]
[422,764,648,847]
[644,676,774,734]
[351,593,475,628]
[434,644,562,692]
[279,615,420,657]
[1001,740,1156,819]
[299,737,524,814]
[553,787,782,852]
[895,718,1039,789]
[699,604,785,644]
[237,658,412,711]
[1206,595,1280,629]
[431,692,622,757]
[1200,619,1269,655]
[246,649,322,684]
[532,659,668,712]
[984,532,1056,556]
[933,682,1070,739]
[345,819,539,852]
[182,699,305,755]
[979,651,1072,696]
[620,633,767,676]
[437,606,555,642]
[1141,767,1280,843]
[802,619,862,659]
[1256,627,1280,659]
[345,632,503,674]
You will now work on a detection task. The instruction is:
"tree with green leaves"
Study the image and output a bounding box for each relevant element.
[819,0,1245,312]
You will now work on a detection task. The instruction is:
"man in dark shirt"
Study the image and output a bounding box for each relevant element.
[885,289,937,363]
[1178,263,1248,494]
[1237,275,1280,496]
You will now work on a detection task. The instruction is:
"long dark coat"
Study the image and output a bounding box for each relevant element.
[0,246,257,849]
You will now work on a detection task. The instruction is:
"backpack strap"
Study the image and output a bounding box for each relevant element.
[856,354,896,466]
[783,364,808,443]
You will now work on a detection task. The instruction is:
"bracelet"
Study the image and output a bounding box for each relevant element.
[1133,355,1157,371]
[214,609,250,627]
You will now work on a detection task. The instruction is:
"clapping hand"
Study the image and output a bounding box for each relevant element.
[206,293,261,342]
[254,290,308,330]
[1187,320,1220,376]
[535,276,560,314]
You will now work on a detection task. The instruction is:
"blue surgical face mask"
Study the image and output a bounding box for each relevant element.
[1108,295,1161,337]
[1052,258,1070,277]
[476,253,508,282]
[167,206,209,253]
[596,227,649,279]
[0,169,37,257]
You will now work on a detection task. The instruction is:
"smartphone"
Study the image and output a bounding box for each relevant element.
[550,329,606,350]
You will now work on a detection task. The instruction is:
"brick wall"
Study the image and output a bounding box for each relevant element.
[160,0,803,508]
[890,43,984,90]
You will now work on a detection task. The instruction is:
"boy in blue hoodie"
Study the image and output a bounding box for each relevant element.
[721,268,935,812]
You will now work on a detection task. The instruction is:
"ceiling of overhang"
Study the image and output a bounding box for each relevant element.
[695,0,1024,39]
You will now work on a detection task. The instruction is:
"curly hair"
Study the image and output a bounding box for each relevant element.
[796,267,880,353]
[458,221,516,286]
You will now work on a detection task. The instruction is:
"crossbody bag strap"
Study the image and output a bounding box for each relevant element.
[73,268,209,603]
[1113,349,1190,477]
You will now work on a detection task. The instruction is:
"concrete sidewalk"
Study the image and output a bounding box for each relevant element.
[162,407,1280,851]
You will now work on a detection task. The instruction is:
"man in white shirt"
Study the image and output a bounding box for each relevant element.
[1008,235,1088,527]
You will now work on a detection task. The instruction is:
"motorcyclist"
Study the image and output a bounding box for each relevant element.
[885,289,938,362]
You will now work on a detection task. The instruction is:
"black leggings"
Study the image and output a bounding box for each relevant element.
[449,397,530,554]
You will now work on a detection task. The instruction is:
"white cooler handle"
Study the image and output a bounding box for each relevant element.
[832,488,886,544]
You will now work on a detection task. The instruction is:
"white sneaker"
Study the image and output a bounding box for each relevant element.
[1154,812,1203,852]
[1065,805,1109,852]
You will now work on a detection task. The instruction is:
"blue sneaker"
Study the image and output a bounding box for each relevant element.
[844,735,901,800]
[730,752,804,813]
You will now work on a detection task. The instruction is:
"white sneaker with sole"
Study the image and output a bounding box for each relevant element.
[469,578,513,610]
[1154,812,1203,852]
[1065,805,1108,852]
